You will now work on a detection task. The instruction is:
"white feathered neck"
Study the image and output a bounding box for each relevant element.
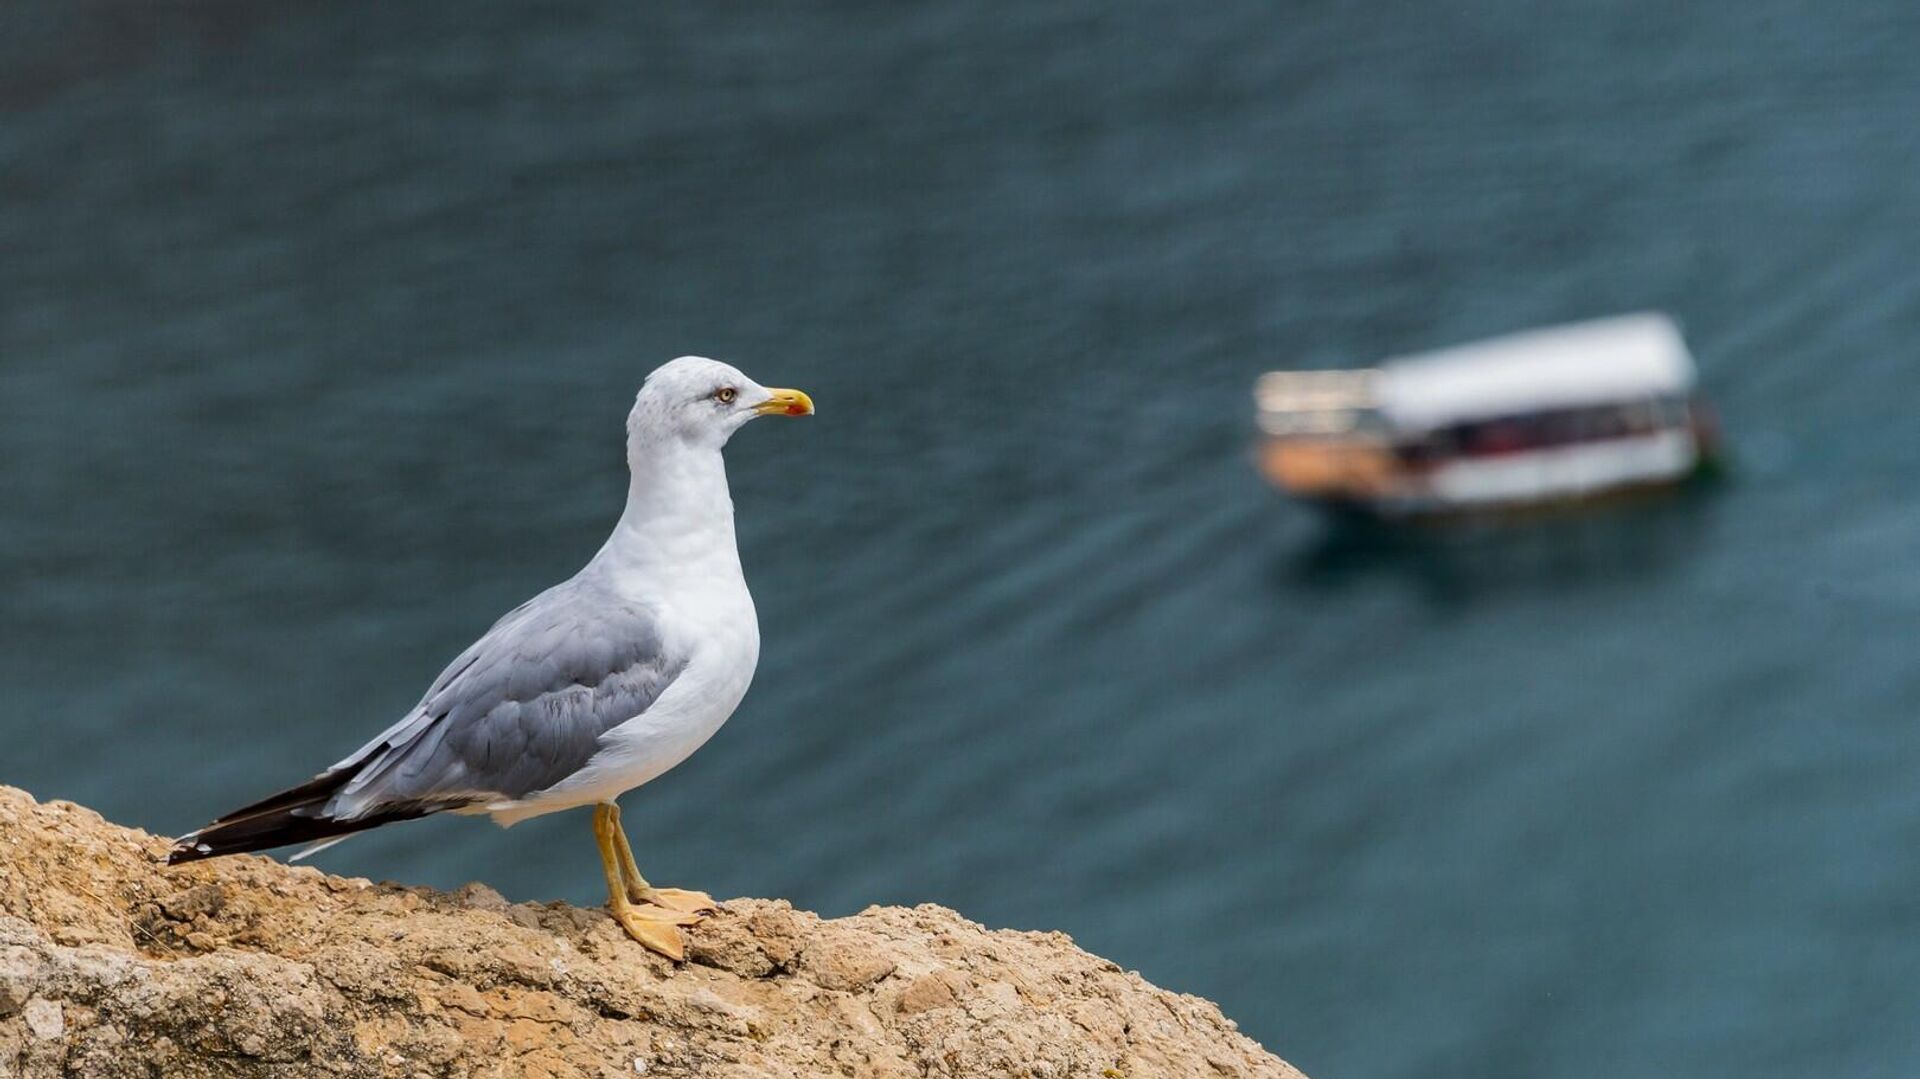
[590,431,742,595]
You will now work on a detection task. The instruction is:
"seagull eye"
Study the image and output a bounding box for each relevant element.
[714,387,737,404]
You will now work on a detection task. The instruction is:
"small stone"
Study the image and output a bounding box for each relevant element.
[896,973,959,1015]
[453,882,509,910]
[24,997,64,1040]
[159,882,226,921]
[796,942,896,992]
[0,955,36,1018]
[437,983,488,1016]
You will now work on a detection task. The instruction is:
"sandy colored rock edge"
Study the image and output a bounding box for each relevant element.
[0,786,1304,1078]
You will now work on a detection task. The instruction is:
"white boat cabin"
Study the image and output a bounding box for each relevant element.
[1255,314,1715,517]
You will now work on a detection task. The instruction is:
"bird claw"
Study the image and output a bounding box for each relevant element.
[610,891,714,960]
[630,902,705,926]
[630,886,720,914]
[612,908,689,960]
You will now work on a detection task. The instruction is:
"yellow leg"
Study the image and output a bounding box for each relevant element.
[592,804,697,960]
[607,802,719,914]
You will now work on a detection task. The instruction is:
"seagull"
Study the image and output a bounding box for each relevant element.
[168,356,814,959]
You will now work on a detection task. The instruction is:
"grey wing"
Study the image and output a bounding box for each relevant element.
[321,578,687,820]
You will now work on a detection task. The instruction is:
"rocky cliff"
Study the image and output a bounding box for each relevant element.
[0,787,1304,1078]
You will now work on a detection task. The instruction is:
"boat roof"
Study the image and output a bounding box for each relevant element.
[1374,313,1696,431]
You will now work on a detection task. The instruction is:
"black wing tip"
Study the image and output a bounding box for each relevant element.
[162,769,361,867]
[165,835,211,866]
[166,826,258,866]
[164,800,450,868]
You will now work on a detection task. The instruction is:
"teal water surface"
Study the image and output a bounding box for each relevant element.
[5,4,1920,1077]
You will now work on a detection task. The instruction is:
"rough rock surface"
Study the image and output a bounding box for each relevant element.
[0,787,1304,1078]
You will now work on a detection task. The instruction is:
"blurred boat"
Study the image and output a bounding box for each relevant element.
[1255,313,1720,519]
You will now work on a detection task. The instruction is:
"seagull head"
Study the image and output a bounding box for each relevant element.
[628,356,814,451]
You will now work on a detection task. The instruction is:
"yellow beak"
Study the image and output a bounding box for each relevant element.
[754,388,815,417]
